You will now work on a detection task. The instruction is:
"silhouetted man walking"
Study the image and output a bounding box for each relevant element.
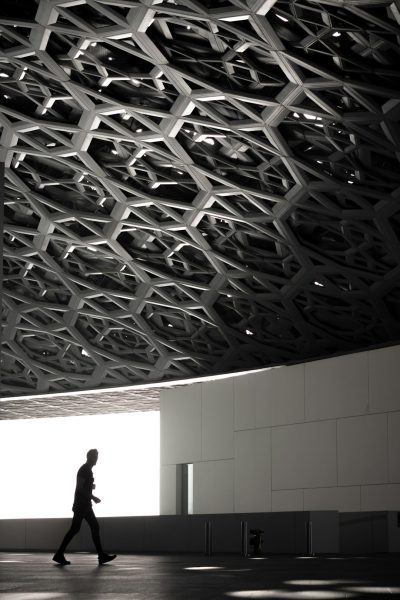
[53,449,116,565]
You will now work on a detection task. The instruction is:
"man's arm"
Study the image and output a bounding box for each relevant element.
[76,476,101,503]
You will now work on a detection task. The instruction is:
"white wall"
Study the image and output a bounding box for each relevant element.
[160,345,400,514]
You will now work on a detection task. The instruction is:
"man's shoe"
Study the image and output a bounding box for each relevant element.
[52,553,70,565]
[98,553,117,565]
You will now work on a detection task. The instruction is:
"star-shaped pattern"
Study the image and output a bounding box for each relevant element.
[1,0,400,396]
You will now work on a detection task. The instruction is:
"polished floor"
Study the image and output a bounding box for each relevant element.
[1,552,400,599]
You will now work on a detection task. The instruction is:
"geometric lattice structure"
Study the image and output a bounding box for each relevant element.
[0,386,161,419]
[2,0,400,397]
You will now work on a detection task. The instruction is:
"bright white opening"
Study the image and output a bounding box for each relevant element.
[0,412,160,518]
[187,463,193,515]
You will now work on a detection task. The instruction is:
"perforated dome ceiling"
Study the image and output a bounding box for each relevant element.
[1,0,400,398]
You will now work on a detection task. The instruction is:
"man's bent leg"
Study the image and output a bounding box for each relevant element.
[84,508,104,556]
[85,508,117,564]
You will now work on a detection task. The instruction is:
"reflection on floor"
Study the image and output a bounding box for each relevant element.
[0,552,400,599]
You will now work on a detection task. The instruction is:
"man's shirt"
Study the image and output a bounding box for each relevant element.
[72,463,94,511]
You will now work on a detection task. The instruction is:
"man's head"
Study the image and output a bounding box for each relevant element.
[87,448,98,466]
